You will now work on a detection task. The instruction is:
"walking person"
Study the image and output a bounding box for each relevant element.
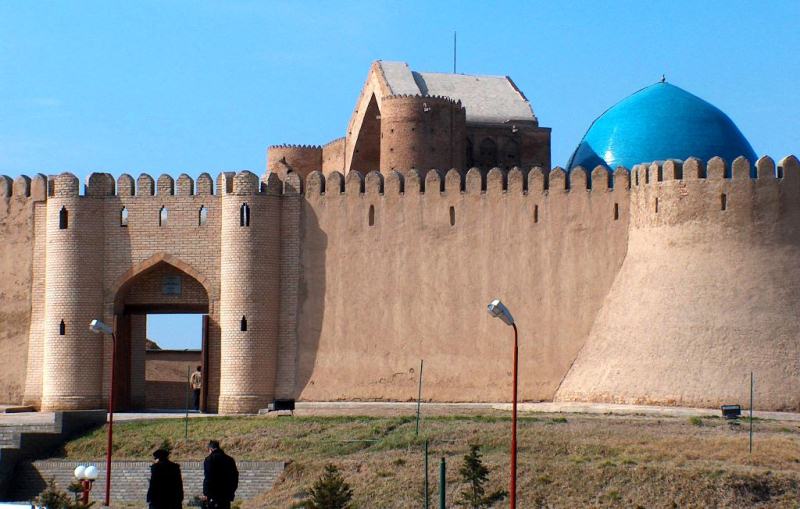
[146,448,184,509]
[190,365,202,412]
[202,440,239,509]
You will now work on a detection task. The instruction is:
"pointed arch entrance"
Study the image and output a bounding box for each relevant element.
[111,254,214,412]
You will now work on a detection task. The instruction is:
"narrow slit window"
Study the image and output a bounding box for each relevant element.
[159,206,168,227]
[199,206,208,226]
[534,204,539,224]
[449,206,456,226]
[721,193,727,211]
[368,205,375,226]
[240,316,247,331]
[614,203,619,220]
[59,320,65,336]
[59,207,68,229]
[655,197,659,213]
[240,203,250,227]
[120,207,128,227]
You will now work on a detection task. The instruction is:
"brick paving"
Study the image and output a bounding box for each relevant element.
[9,459,285,503]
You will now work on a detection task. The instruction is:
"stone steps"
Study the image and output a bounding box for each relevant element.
[0,411,105,501]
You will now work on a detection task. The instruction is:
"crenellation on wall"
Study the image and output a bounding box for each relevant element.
[406,169,423,194]
[284,172,302,195]
[570,166,588,190]
[85,173,115,197]
[385,170,404,195]
[118,174,135,196]
[54,173,79,197]
[176,174,194,196]
[0,175,12,199]
[197,173,214,195]
[232,171,259,195]
[425,168,443,194]
[306,171,325,196]
[326,171,345,195]
[365,171,383,195]
[756,155,775,179]
[549,167,567,192]
[345,169,364,194]
[136,174,155,196]
[485,167,504,194]
[217,172,234,195]
[14,176,31,198]
[262,172,283,196]
[507,167,525,194]
[444,169,463,194]
[157,174,175,196]
[527,167,545,193]
[591,166,609,191]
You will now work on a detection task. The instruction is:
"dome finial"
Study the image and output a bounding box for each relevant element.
[660,74,666,83]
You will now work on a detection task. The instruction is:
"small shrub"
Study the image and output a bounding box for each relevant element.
[689,416,704,427]
[455,444,507,508]
[300,464,353,509]
[549,417,568,424]
[32,479,94,509]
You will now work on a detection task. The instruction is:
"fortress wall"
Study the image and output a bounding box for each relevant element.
[321,138,346,175]
[0,178,43,404]
[296,166,630,402]
[556,156,800,410]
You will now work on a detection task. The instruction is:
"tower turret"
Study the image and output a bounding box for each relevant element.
[218,170,281,413]
[41,173,109,410]
[379,95,466,175]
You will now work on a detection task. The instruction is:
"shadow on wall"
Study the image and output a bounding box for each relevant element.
[293,202,325,397]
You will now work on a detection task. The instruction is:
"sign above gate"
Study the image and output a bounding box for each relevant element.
[162,275,182,295]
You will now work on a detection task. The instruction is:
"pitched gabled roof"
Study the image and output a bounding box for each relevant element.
[377,61,537,124]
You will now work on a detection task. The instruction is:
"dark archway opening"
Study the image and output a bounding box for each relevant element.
[113,261,210,412]
[350,94,381,173]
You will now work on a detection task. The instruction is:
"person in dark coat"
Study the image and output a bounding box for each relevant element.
[202,440,239,509]
[147,448,184,509]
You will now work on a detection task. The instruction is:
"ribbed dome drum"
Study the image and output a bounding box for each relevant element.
[568,82,757,172]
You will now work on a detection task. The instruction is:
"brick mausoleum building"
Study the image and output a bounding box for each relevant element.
[1,60,799,414]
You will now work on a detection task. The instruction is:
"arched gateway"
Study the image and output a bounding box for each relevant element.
[24,170,299,414]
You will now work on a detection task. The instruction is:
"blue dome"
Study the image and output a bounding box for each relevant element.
[567,82,757,173]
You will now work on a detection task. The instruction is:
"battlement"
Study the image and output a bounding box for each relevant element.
[629,155,800,228]
[0,171,299,199]
[267,144,323,150]
[304,165,630,197]
[382,94,463,108]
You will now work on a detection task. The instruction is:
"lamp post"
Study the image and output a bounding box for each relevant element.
[73,465,98,504]
[89,319,115,507]
[487,298,518,509]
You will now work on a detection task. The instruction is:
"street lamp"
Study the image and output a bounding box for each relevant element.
[487,299,518,509]
[89,319,115,507]
[73,464,98,504]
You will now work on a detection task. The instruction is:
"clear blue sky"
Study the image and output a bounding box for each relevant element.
[1,1,797,348]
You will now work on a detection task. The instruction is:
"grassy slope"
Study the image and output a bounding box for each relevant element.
[60,413,800,508]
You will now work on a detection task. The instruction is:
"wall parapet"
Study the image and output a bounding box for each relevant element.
[629,155,800,228]
[303,165,631,197]
[0,171,291,199]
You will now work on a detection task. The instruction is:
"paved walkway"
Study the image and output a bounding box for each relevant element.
[2,401,800,425]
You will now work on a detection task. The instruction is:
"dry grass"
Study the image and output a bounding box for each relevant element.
[59,412,800,508]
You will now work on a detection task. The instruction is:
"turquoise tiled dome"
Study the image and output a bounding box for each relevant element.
[567,82,757,173]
